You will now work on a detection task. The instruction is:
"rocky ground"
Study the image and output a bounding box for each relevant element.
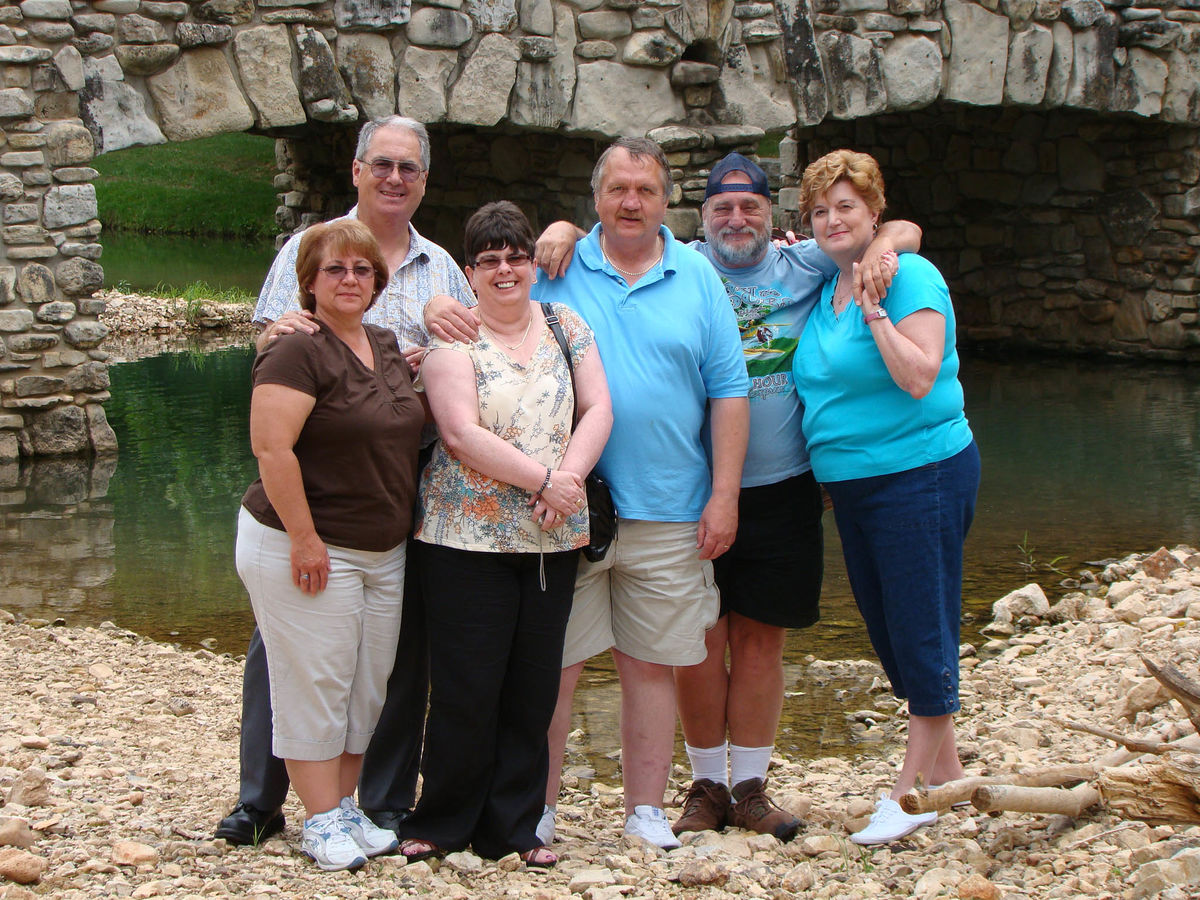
[1,546,1199,899]
[96,290,255,362]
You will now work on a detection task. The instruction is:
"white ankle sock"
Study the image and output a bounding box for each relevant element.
[730,744,773,787]
[684,741,729,786]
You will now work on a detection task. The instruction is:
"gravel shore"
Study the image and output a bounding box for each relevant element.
[2,547,1199,898]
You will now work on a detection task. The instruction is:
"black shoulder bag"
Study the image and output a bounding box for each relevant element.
[540,302,617,562]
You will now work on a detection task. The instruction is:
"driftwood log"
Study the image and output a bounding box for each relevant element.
[899,654,1200,823]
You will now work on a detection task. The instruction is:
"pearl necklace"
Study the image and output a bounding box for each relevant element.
[481,312,533,350]
[601,232,663,279]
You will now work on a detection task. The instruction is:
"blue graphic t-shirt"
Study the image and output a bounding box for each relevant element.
[690,239,838,487]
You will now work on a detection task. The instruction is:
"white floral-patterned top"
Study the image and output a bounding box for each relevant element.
[415,303,594,554]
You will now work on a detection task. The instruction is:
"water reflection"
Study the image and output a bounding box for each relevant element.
[1,348,1197,765]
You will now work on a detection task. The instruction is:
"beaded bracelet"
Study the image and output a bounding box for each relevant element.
[539,467,552,494]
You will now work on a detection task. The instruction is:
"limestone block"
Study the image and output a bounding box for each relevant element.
[143,2,189,21]
[36,300,75,323]
[664,207,700,240]
[576,41,616,59]
[1163,47,1200,125]
[1114,46,1168,116]
[115,44,181,76]
[447,33,519,126]
[406,7,473,47]
[175,23,234,48]
[194,0,254,26]
[519,0,553,36]
[469,0,517,32]
[1005,23,1053,105]
[671,60,719,87]
[79,55,166,154]
[776,0,828,126]
[24,404,89,455]
[56,258,103,296]
[517,37,556,60]
[51,167,99,185]
[294,26,356,122]
[0,309,34,331]
[579,11,632,40]
[337,33,396,120]
[623,30,683,67]
[19,0,70,19]
[510,6,576,128]
[743,20,784,43]
[563,0,603,9]
[0,174,22,201]
[819,31,886,119]
[943,0,1009,105]
[0,46,51,63]
[42,185,96,229]
[715,42,796,133]
[232,26,305,129]
[1044,20,1072,107]
[117,14,167,44]
[63,320,108,347]
[3,203,36,224]
[87,403,118,452]
[334,0,411,29]
[635,7,666,28]
[647,124,703,150]
[395,46,456,123]
[147,48,255,141]
[16,264,53,302]
[53,46,84,91]
[65,361,109,392]
[0,88,33,118]
[71,12,116,31]
[1065,20,1117,109]
[880,33,941,111]
[1060,0,1103,28]
[569,60,685,138]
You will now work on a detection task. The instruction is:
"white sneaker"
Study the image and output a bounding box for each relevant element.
[624,805,681,850]
[339,797,400,857]
[536,804,556,845]
[301,808,368,871]
[850,794,938,846]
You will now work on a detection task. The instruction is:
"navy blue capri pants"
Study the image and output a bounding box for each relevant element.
[823,441,981,717]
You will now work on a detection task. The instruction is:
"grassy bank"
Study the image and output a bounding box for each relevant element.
[94,132,278,240]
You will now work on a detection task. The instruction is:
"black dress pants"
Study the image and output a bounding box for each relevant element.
[235,538,428,813]
[399,544,577,859]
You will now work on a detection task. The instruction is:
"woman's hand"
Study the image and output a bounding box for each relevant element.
[290,531,331,594]
[529,469,586,529]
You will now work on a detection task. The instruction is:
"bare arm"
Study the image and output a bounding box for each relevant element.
[696,396,749,560]
[422,348,587,525]
[248,383,329,594]
[255,310,320,353]
[534,220,586,279]
[854,219,923,307]
[425,292,481,344]
[864,300,946,399]
[530,343,613,525]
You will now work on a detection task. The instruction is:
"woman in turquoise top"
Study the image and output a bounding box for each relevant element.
[792,150,981,846]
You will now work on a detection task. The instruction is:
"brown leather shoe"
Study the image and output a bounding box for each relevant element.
[671,778,731,835]
[730,777,801,841]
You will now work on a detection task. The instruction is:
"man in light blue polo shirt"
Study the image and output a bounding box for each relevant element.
[533,138,749,849]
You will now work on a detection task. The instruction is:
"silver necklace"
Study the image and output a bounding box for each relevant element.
[481,312,533,350]
[601,232,663,279]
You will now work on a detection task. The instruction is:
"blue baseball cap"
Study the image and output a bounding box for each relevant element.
[705,152,770,200]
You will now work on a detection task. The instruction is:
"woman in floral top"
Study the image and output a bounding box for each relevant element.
[399,201,612,868]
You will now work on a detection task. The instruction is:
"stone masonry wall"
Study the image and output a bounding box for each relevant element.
[3,0,1199,458]
[783,105,1200,360]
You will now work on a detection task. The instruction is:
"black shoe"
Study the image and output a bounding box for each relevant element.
[361,808,412,837]
[214,802,286,846]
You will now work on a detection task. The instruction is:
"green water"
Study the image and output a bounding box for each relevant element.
[1,348,1198,763]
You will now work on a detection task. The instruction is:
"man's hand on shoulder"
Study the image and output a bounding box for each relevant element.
[256,310,319,352]
[425,292,480,344]
[535,220,584,279]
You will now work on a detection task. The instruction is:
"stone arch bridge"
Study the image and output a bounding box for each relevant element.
[2,0,1198,458]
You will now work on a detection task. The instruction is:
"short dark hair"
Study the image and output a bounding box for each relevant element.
[591,137,672,198]
[295,219,388,313]
[463,200,536,267]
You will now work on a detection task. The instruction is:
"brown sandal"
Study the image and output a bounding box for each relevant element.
[399,838,442,862]
[520,845,557,869]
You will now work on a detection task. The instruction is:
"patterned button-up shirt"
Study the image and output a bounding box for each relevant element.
[253,209,475,350]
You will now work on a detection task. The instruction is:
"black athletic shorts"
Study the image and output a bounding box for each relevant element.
[713,471,824,628]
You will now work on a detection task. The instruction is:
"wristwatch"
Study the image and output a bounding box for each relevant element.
[863,307,888,324]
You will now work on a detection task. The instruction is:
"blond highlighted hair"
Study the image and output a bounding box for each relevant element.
[797,149,886,226]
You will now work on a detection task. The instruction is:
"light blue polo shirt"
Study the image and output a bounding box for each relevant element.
[791,253,973,482]
[690,239,837,488]
[532,224,749,522]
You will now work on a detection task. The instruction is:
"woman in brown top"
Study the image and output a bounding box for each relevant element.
[235,219,424,871]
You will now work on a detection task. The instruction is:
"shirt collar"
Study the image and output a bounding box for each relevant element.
[579,223,678,276]
[344,205,430,270]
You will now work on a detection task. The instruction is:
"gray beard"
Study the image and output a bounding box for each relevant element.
[709,229,769,267]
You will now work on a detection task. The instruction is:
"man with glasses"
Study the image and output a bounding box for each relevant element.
[214,114,473,847]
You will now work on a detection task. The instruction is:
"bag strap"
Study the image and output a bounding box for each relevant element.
[541,302,579,430]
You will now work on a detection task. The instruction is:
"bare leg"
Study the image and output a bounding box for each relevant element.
[673,616,730,749]
[287,753,360,819]
[725,613,786,749]
[545,662,584,806]
[892,714,956,799]
[929,721,965,785]
[614,649,676,814]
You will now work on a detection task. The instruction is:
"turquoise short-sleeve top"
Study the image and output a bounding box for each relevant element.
[791,254,973,482]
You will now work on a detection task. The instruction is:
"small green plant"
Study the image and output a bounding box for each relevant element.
[1016,532,1070,578]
